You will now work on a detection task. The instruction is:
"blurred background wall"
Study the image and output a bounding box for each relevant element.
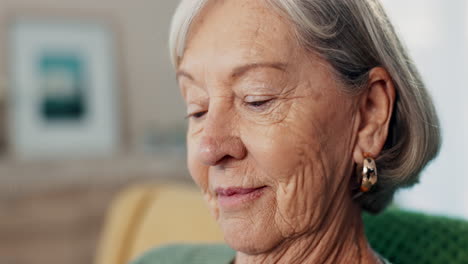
[0,1,190,263]
[0,0,466,264]
[0,0,190,190]
[381,0,468,220]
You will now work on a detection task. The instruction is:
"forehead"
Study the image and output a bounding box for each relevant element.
[179,0,299,73]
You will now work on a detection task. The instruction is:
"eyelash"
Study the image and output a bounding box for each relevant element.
[186,98,274,120]
[245,98,274,109]
[186,111,207,120]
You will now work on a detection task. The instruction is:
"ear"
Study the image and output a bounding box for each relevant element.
[353,67,396,164]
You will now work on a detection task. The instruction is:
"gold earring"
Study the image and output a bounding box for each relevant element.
[360,153,378,192]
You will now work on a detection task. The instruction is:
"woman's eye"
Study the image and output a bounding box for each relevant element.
[248,100,271,107]
[187,111,207,119]
[245,98,274,109]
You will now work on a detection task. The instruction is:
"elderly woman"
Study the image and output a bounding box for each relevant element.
[133,0,440,263]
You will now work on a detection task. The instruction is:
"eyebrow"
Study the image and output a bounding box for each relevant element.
[231,62,287,78]
[176,62,288,82]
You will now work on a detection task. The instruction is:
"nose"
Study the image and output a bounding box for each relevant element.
[197,111,247,166]
[198,136,247,166]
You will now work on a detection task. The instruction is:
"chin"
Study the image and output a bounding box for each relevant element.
[219,215,283,255]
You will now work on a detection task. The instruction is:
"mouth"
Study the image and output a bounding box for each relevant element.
[215,186,267,210]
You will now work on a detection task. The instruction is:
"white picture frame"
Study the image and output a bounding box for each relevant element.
[8,18,120,159]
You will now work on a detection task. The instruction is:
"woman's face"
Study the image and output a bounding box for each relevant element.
[178,0,359,254]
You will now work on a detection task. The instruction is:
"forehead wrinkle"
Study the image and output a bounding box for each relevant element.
[181,0,307,98]
[184,0,298,63]
[239,17,296,60]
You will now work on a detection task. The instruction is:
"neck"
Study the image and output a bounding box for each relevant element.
[234,192,381,264]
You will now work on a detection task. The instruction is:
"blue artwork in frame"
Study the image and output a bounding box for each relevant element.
[39,53,87,121]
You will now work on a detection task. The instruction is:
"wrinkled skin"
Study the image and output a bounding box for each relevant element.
[176,0,395,263]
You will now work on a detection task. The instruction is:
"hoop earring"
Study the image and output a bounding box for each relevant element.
[360,153,378,192]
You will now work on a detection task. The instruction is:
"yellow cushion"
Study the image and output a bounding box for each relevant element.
[95,184,224,264]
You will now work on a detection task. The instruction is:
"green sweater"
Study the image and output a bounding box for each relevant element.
[130,244,392,264]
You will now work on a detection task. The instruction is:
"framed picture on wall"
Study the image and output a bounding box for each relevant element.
[8,18,120,159]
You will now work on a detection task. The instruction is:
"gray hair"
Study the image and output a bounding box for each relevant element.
[169,0,441,213]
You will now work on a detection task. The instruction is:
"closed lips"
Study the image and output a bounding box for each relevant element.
[216,186,267,196]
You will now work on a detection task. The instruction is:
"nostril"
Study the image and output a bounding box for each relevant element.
[217,155,232,165]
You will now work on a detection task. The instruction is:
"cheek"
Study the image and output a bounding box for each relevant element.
[247,124,330,237]
[242,98,347,237]
[274,146,329,237]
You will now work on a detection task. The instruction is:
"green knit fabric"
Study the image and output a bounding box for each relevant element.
[130,244,393,264]
[131,244,235,264]
[131,209,468,264]
[363,209,468,264]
